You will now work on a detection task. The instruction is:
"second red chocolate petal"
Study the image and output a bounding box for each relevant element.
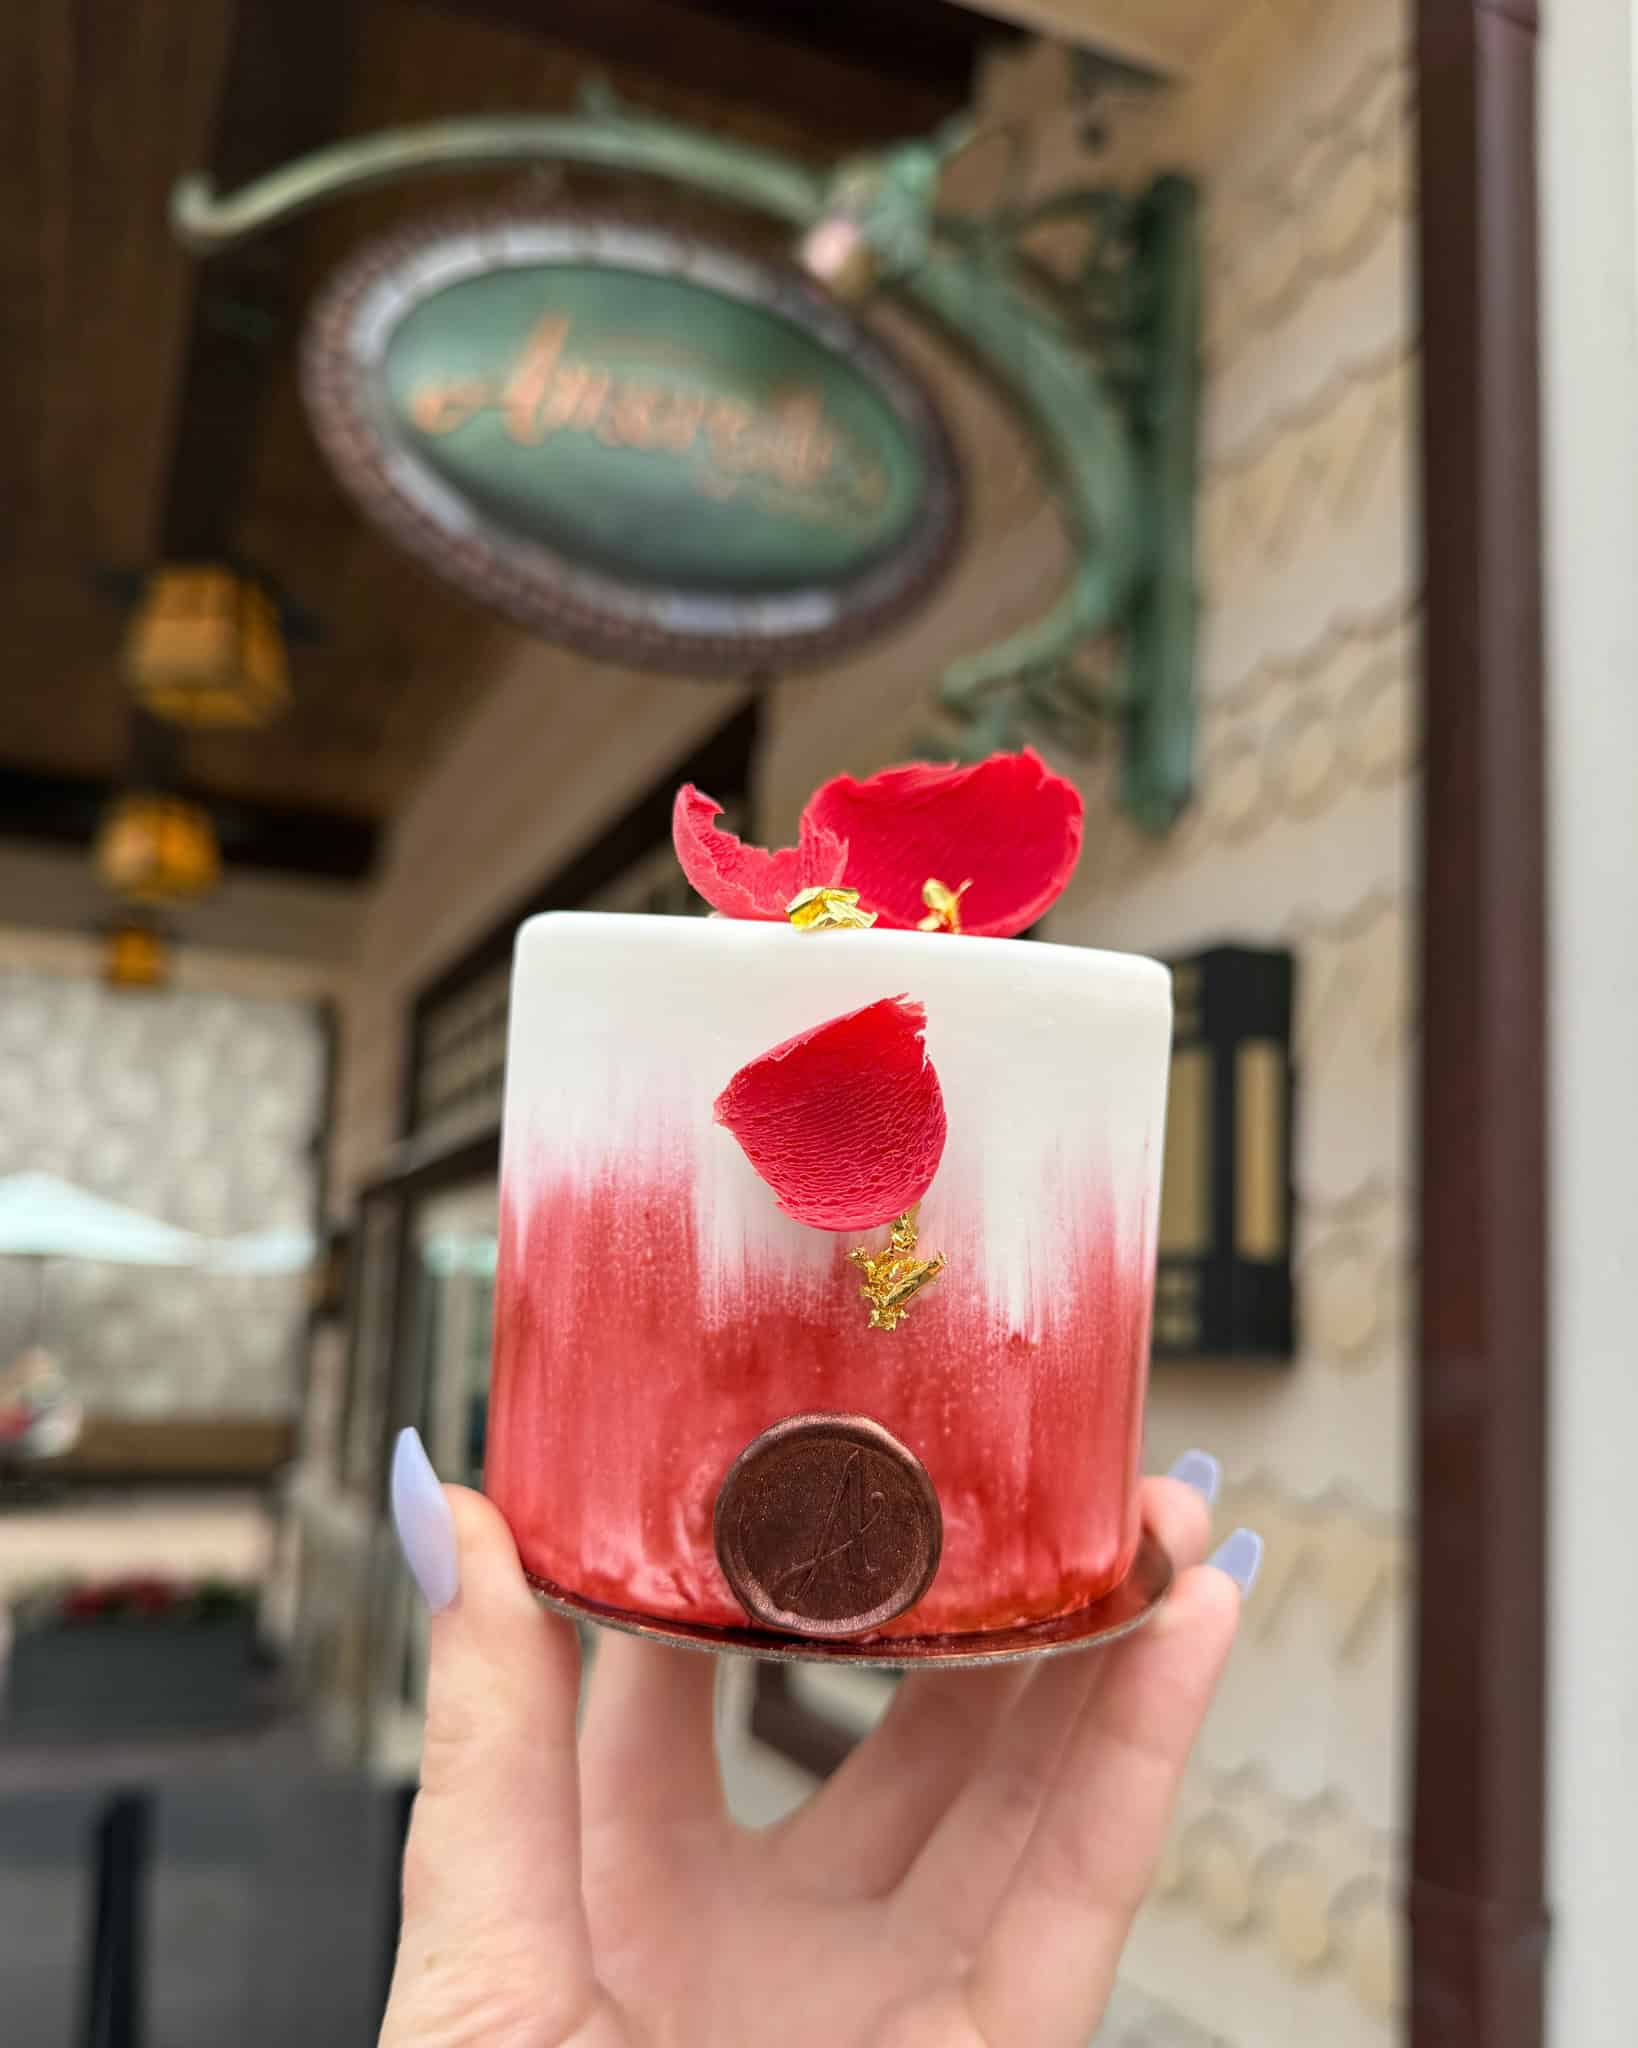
[801,747,1084,936]
[712,995,947,1231]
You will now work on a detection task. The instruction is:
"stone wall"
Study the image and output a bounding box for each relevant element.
[0,958,327,1419]
[1022,7,1416,2040]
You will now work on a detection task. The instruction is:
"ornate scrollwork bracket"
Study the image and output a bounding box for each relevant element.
[172,83,1198,832]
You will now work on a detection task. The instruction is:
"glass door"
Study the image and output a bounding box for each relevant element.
[411,1181,498,1493]
[372,1177,498,1769]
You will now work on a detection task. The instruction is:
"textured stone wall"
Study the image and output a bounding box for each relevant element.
[762,5,1417,2039]
[0,963,326,1418]
[1013,7,1415,2042]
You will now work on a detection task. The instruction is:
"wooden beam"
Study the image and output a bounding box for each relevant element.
[416,0,1011,144]
[1412,3,1548,2045]
[158,0,365,558]
[934,0,1193,78]
[0,0,237,574]
[0,765,378,883]
[665,0,1019,92]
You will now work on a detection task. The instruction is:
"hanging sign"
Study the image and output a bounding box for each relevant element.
[302,213,964,673]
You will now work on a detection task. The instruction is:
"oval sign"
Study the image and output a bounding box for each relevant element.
[302,213,964,673]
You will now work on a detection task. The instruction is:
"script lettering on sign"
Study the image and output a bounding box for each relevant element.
[408,313,890,533]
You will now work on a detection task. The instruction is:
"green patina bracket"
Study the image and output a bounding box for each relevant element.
[171,86,1199,832]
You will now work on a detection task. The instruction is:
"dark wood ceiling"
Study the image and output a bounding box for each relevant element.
[2,0,1019,877]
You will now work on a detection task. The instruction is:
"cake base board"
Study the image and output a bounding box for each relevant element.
[524,1523,1174,1669]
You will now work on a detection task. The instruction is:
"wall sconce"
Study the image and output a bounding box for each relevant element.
[101,914,172,992]
[95,793,221,904]
[1153,946,1295,1361]
[124,565,290,728]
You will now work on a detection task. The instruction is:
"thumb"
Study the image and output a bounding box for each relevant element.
[380,1430,607,2047]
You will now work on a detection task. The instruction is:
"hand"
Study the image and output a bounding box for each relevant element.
[382,1432,1259,2048]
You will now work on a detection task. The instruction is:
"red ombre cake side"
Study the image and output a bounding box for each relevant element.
[485,913,1171,1641]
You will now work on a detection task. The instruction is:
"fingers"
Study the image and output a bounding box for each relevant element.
[382,1439,604,2046]
[404,1487,586,1935]
[963,1557,1246,2048]
[770,1664,1029,1899]
[892,1640,1102,1949]
[895,1468,1217,1944]
[579,1632,725,1844]
[1136,1466,1220,1578]
[779,1467,1222,1907]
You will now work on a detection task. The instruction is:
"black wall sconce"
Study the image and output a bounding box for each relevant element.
[1153,945,1296,1361]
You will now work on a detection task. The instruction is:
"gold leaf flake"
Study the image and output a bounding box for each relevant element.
[786,885,878,932]
[848,1206,948,1331]
[917,877,973,933]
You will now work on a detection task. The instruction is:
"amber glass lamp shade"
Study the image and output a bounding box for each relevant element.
[95,794,220,904]
[102,918,171,991]
[124,565,290,728]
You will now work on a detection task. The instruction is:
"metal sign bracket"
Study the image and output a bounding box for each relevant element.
[173,86,1200,832]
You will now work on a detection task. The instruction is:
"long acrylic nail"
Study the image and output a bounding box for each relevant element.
[392,1427,459,1613]
[1168,1448,1221,1506]
[1209,1527,1263,1598]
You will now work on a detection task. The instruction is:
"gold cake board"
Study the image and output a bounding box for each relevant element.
[525,1523,1174,1669]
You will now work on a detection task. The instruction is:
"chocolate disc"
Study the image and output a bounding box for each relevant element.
[713,1413,942,1638]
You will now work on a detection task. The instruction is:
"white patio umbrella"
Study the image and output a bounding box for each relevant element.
[0,1172,204,1465]
[0,1170,203,1352]
[206,1225,316,1274]
[0,1172,204,1266]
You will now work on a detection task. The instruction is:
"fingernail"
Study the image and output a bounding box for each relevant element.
[1169,1448,1221,1506]
[392,1427,459,1613]
[1209,1527,1263,1598]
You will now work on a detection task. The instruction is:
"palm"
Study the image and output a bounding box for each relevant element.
[382,1479,1235,2048]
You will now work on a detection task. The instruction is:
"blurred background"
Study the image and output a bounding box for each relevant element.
[2,2,1630,2046]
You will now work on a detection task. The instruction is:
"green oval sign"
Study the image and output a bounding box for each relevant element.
[303,215,963,672]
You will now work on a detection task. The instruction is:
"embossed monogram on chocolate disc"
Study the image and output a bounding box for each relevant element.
[714,1414,942,1638]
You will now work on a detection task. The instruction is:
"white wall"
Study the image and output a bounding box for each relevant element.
[1540,3,1638,2040]
[768,10,1420,2041]
[0,921,352,1005]
[0,842,365,971]
[1040,9,1416,2041]
[331,657,748,1197]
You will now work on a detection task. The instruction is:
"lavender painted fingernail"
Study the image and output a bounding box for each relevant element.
[1168,1449,1221,1506]
[392,1427,459,1613]
[1209,1527,1263,1598]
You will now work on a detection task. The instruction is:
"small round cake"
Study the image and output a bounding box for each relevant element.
[485,751,1172,1646]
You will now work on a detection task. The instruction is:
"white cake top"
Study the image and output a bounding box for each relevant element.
[502,913,1171,1342]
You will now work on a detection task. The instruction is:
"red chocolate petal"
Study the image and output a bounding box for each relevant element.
[714,996,947,1231]
[673,785,849,922]
[803,748,1084,937]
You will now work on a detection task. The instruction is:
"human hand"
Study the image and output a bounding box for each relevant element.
[382,1431,1259,2048]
